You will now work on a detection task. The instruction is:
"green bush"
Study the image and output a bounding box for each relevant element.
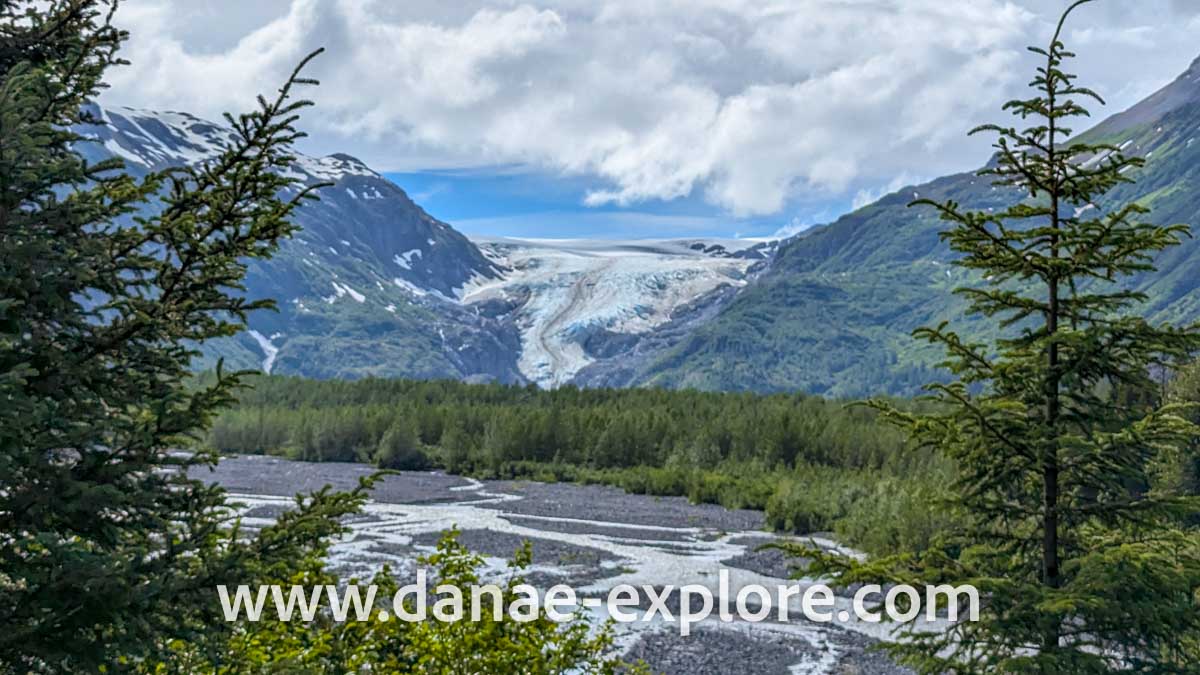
[151,529,631,673]
[833,477,956,556]
[375,422,429,470]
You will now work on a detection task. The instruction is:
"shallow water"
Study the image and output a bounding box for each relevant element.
[203,455,918,674]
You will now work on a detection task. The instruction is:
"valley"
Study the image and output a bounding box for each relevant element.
[462,238,770,386]
[15,3,1200,672]
[82,53,1200,397]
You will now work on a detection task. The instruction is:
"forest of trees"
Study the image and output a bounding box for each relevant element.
[206,359,1200,564]
[7,0,1200,671]
[203,374,959,555]
[206,375,912,471]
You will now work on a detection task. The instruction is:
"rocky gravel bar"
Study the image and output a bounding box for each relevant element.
[197,454,912,674]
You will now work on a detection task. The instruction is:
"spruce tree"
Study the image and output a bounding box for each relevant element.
[792,1,1200,671]
[0,1,364,670]
[1168,361,1200,498]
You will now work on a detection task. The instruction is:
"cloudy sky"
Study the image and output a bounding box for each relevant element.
[102,0,1200,238]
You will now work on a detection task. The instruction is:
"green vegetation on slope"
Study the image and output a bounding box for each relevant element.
[638,52,1200,398]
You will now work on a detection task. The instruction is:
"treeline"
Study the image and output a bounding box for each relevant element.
[208,375,921,469]
[204,374,956,555]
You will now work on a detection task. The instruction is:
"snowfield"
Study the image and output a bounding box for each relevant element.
[461,238,763,387]
[83,104,378,186]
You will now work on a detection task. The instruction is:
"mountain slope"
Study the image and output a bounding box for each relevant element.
[633,54,1200,397]
[79,105,769,386]
[79,104,523,382]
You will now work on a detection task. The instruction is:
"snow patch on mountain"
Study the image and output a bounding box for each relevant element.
[247,330,280,374]
[394,249,423,269]
[83,105,235,167]
[324,281,365,303]
[290,153,377,183]
[81,104,376,185]
[461,238,759,387]
[393,277,429,298]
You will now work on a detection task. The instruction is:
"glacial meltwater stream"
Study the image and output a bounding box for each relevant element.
[203,455,923,674]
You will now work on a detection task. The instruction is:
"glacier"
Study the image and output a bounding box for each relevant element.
[460,237,766,387]
[78,103,769,386]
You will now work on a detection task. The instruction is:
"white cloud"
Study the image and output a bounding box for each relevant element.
[103,0,1200,219]
[1071,25,1156,49]
[771,217,815,240]
[851,172,921,211]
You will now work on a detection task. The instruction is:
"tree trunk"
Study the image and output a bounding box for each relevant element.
[1043,77,1063,654]
[1041,185,1064,668]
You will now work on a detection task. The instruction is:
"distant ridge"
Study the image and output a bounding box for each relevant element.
[626,52,1200,397]
[82,51,1200,395]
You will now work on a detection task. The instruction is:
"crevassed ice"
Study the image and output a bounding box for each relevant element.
[460,238,757,387]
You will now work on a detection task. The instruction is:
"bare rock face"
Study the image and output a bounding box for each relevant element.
[79,104,521,383]
[78,105,780,387]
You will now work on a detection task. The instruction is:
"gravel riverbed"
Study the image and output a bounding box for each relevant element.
[199,455,913,674]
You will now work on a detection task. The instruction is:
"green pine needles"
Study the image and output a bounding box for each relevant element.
[0,1,348,668]
[1,3,631,672]
[787,1,1200,672]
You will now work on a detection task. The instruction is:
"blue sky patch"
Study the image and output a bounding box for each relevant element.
[385,168,848,240]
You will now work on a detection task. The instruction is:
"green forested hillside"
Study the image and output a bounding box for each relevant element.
[636,55,1200,397]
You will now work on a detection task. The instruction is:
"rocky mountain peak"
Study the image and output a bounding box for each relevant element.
[79,103,520,381]
[78,103,381,189]
[1184,55,1200,97]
